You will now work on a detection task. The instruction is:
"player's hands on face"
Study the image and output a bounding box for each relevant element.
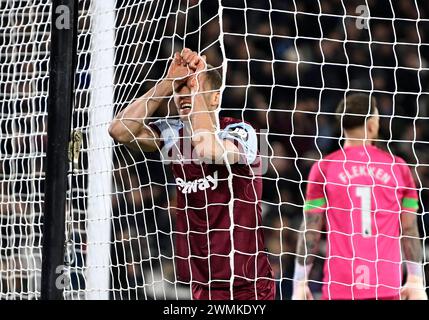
[180,48,207,93]
[401,275,428,300]
[180,48,206,72]
[167,51,189,82]
[292,281,314,300]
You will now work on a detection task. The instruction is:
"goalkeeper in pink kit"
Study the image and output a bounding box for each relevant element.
[292,94,427,300]
[109,48,275,300]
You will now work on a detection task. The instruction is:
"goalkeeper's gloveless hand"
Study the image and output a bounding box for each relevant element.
[292,281,314,300]
[400,275,428,300]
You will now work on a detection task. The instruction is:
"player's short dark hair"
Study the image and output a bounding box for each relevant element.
[205,64,222,91]
[336,93,377,130]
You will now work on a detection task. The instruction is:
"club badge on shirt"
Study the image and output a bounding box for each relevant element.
[228,126,249,142]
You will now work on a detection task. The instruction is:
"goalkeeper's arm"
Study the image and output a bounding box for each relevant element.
[400,209,428,300]
[292,211,324,300]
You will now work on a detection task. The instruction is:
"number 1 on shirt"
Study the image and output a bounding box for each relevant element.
[356,186,372,237]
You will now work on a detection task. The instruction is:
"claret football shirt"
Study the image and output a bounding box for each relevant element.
[149,117,273,288]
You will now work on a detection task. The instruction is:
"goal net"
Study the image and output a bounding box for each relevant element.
[0,0,49,299]
[1,0,428,300]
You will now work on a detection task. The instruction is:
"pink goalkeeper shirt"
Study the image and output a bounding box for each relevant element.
[305,144,419,300]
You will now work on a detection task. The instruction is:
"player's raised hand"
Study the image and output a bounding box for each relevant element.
[180,48,203,72]
[400,275,428,300]
[292,281,314,300]
[186,55,208,93]
[166,51,189,81]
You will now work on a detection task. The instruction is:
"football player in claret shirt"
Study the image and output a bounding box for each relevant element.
[292,93,427,300]
[109,48,275,300]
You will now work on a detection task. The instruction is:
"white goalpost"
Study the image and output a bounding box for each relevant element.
[0,0,428,300]
[81,0,115,300]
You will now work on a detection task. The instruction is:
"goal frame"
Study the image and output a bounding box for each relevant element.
[41,0,78,300]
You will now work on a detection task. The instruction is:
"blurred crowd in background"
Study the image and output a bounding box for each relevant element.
[109,0,429,299]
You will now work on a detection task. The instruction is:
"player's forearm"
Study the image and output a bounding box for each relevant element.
[400,211,427,296]
[401,210,424,269]
[296,214,323,266]
[190,94,227,162]
[401,222,425,286]
[109,79,173,142]
[190,94,216,135]
[402,224,423,263]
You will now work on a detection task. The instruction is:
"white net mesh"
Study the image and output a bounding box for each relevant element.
[1,0,428,300]
[0,0,50,299]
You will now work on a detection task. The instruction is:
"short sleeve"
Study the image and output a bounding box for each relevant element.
[400,163,419,211]
[147,118,182,152]
[218,122,258,165]
[304,161,327,213]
